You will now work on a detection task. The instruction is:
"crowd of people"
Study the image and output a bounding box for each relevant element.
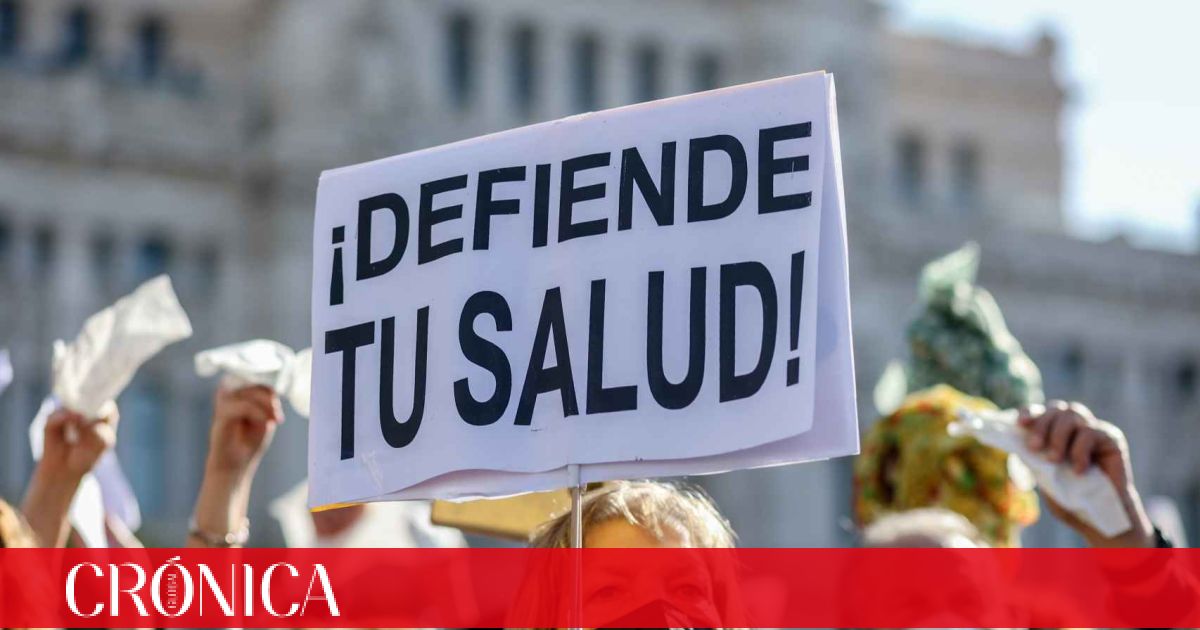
[0,245,1194,628]
[0,383,1173,552]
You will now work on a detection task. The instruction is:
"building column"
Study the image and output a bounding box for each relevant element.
[1120,350,1155,487]
[601,31,628,109]
[478,11,507,128]
[54,222,94,336]
[662,43,689,98]
[541,27,570,119]
[113,230,141,297]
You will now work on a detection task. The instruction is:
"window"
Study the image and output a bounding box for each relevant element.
[692,51,720,92]
[119,378,167,516]
[0,0,20,59]
[1187,482,1200,547]
[445,12,475,109]
[18,376,48,471]
[0,215,10,268]
[135,15,167,82]
[90,232,117,295]
[60,4,93,66]
[571,33,600,112]
[196,244,218,298]
[32,225,55,279]
[1175,359,1197,403]
[951,140,981,211]
[90,232,114,275]
[135,237,170,281]
[509,23,537,117]
[896,133,925,206]
[1062,345,1085,393]
[633,42,661,103]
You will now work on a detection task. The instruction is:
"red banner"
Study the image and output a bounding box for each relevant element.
[1,548,1197,627]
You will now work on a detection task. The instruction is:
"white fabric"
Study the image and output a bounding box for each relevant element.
[53,275,193,417]
[1146,495,1188,547]
[195,340,312,418]
[951,408,1132,538]
[92,450,142,532]
[0,348,12,399]
[29,275,193,546]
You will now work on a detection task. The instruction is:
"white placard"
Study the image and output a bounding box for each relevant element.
[309,71,856,505]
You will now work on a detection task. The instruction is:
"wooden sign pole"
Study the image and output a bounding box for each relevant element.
[567,463,583,630]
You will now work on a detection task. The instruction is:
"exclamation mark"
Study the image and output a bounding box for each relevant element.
[330,226,346,306]
[786,251,805,386]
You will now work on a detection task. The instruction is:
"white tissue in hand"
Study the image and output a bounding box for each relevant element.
[951,408,1132,538]
[29,396,107,548]
[32,276,191,546]
[53,275,193,417]
[195,340,312,418]
[287,348,312,418]
[29,399,142,545]
[196,339,294,388]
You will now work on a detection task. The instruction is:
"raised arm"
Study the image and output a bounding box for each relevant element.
[21,407,117,547]
[1020,400,1198,625]
[188,384,282,548]
[1018,400,1155,548]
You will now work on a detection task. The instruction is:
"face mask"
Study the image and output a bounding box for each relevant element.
[591,598,715,630]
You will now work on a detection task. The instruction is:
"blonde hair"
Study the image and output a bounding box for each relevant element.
[528,480,735,548]
[517,482,742,630]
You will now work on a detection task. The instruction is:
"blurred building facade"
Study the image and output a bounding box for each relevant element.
[0,0,1196,546]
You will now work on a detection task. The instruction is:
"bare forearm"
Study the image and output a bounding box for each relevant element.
[21,464,83,548]
[188,461,254,547]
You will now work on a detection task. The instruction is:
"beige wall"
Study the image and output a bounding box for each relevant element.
[883,32,1065,233]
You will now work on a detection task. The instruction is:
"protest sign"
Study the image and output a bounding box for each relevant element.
[309,71,856,505]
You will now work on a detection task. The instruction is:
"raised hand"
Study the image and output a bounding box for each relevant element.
[40,407,118,479]
[205,383,283,477]
[1019,401,1155,548]
[22,405,119,547]
[189,383,284,548]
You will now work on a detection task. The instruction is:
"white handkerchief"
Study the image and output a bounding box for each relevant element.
[951,408,1132,538]
[53,275,193,417]
[195,340,313,417]
[31,276,192,546]
[0,348,12,398]
[288,349,312,418]
[92,450,142,532]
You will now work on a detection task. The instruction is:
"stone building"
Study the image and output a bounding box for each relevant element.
[0,0,1195,546]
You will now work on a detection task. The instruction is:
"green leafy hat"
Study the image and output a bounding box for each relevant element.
[874,242,1044,415]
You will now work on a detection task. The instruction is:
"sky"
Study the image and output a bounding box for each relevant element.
[888,0,1200,253]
